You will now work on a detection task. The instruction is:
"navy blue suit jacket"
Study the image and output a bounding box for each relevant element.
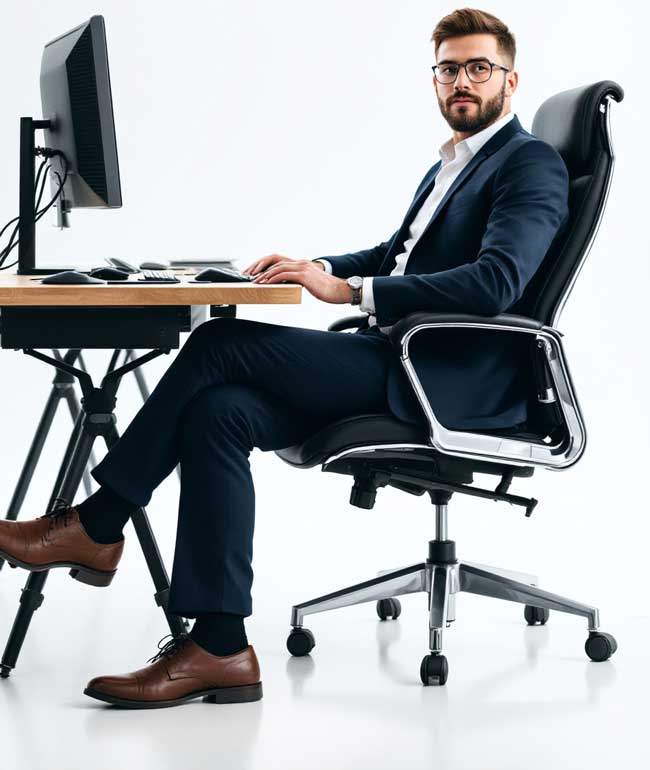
[317,114,570,430]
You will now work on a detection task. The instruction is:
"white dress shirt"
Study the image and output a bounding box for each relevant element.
[317,111,516,333]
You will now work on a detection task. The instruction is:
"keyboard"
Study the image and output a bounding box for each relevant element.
[137,269,180,283]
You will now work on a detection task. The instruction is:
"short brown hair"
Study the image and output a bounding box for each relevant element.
[431,8,516,69]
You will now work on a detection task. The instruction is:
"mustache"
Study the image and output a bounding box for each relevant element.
[449,96,479,105]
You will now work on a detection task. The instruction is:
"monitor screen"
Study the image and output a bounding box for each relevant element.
[40,15,122,212]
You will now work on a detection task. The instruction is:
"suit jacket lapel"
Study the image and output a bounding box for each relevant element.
[378,115,524,276]
[402,163,442,227]
[374,164,441,275]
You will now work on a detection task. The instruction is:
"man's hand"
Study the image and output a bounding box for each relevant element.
[242,254,353,305]
[243,253,313,277]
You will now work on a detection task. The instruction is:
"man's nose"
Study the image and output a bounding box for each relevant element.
[454,65,472,88]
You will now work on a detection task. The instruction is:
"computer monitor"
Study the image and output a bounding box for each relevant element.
[15,15,121,274]
[40,15,122,217]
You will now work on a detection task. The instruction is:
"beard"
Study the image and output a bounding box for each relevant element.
[438,78,506,132]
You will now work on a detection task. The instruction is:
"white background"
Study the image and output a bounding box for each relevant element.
[0,2,647,768]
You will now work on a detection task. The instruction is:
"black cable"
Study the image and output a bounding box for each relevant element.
[0,159,48,245]
[0,159,49,268]
[0,165,51,265]
[0,155,68,270]
[35,159,67,221]
[35,162,52,211]
[0,224,20,268]
[0,217,18,244]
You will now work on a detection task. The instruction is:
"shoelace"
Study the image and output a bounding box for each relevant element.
[39,497,76,533]
[147,633,191,664]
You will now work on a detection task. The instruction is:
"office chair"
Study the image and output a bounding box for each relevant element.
[276,80,624,685]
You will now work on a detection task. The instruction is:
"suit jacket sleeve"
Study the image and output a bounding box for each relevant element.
[371,141,570,325]
[311,229,401,279]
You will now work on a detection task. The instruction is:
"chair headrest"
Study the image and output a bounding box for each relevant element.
[531,80,624,176]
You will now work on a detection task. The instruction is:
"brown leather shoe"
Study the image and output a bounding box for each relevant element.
[84,633,263,708]
[0,501,123,587]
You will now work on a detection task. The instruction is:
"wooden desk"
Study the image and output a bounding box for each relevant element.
[0,274,303,664]
[0,274,302,307]
[0,274,303,349]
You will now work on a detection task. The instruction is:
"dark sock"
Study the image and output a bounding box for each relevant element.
[76,484,139,544]
[190,612,248,657]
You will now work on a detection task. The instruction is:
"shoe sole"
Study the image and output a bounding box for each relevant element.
[83,681,263,708]
[0,547,116,587]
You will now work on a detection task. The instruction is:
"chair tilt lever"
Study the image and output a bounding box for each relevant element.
[349,466,538,517]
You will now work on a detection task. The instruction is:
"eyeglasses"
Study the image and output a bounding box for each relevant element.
[431,58,510,84]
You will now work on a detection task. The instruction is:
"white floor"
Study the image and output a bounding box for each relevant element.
[0,568,645,770]
[0,319,646,770]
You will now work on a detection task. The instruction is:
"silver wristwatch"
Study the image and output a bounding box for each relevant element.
[346,275,363,305]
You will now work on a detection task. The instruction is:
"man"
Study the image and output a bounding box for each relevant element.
[0,8,568,708]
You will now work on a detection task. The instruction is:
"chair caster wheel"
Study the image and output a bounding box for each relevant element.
[376,598,401,620]
[524,605,550,625]
[287,627,315,656]
[585,631,617,662]
[420,653,448,686]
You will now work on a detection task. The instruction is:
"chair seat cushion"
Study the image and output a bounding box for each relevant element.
[275,413,541,472]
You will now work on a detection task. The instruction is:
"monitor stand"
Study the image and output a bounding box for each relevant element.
[16,116,76,276]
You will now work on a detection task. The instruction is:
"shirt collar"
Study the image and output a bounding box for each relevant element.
[438,111,516,164]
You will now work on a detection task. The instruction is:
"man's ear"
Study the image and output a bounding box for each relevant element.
[505,70,518,99]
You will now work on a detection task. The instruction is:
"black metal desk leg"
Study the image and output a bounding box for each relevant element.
[0,408,88,677]
[1,348,148,561]
[63,389,94,497]
[0,350,87,572]
[3,389,60,520]
[64,350,97,495]
[125,349,150,401]
[1,347,186,676]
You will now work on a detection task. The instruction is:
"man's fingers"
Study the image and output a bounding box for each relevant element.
[252,260,296,281]
[242,253,289,275]
[243,257,269,275]
[242,258,268,275]
[254,269,302,285]
[255,263,308,282]
[244,254,316,275]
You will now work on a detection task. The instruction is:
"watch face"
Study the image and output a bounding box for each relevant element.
[348,276,363,289]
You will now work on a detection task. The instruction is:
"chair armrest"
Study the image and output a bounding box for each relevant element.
[386,312,585,470]
[328,314,369,333]
[388,312,545,349]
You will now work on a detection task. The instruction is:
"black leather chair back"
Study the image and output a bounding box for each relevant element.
[512,80,624,326]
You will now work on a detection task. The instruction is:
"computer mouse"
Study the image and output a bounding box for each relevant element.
[89,267,130,280]
[41,270,105,285]
[193,267,254,283]
[139,260,170,270]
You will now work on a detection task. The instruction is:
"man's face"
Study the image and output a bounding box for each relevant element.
[434,33,517,134]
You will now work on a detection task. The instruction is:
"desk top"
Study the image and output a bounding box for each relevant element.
[0,274,302,307]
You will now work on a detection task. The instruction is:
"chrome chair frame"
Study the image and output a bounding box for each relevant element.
[386,94,617,472]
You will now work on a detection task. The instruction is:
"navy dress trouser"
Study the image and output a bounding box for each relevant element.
[90,317,396,619]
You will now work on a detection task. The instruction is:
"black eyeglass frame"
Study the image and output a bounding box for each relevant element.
[431,59,511,84]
